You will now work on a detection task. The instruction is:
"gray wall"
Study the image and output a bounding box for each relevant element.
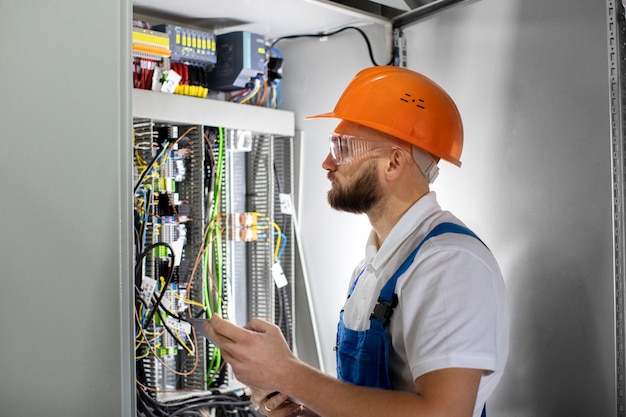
[283,0,616,415]
[0,0,135,416]
[404,0,615,414]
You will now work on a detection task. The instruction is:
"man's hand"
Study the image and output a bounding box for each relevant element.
[250,389,310,417]
[203,315,298,392]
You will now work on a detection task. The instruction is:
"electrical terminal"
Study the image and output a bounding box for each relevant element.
[163,147,189,182]
[160,283,188,314]
[156,347,178,357]
[227,212,270,241]
[239,212,261,226]
[132,28,171,59]
[154,177,176,192]
[238,227,267,242]
[158,223,186,266]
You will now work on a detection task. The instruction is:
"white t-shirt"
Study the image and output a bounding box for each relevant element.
[341,192,509,417]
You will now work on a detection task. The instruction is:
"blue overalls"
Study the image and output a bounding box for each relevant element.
[335,222,487,417]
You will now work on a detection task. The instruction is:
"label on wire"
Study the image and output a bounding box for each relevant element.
[164,316,192,335]
[140,276,158,308]
[279,193,293,215]
[161,289,174,312]
[272,262,288,288]
[160,69,182,94]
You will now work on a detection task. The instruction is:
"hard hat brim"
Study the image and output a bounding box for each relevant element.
[304,111,336,120]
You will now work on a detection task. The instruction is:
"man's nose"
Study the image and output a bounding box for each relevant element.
[322,153,338,170]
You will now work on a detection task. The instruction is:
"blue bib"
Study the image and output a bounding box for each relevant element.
[335,222,487,416]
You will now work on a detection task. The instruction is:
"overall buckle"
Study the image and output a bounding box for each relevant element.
[370,294,399,327]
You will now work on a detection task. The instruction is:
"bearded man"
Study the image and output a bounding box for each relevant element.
[205,66,510,417]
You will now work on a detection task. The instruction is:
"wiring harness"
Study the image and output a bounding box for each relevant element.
[137,387,264,417]
[133,122,293,415]
[134,123,231,412]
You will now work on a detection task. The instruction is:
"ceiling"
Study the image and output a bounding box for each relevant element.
[132,0,472,41]
[133,0,389,42]
[327,0,447,18]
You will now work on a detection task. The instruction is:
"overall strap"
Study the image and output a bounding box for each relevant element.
[378,222,484,305]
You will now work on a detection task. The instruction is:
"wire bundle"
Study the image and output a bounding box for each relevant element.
[137,387,264,417]
[171,62,211,98]
[226,46,283,108]
[134,123,229,411]
[134,58,158,90]
[133,122,294,415]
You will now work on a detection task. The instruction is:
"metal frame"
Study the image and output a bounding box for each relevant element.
[391,0,478,29]
[608,1,626,415]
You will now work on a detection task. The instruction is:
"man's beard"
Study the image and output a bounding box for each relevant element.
[327,162,383,214]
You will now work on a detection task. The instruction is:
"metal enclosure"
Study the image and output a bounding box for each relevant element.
[0,1,135,416]
[609,1,626,412]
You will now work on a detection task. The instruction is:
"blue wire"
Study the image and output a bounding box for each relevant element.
[274,231,287,260]
[276,81,283,108]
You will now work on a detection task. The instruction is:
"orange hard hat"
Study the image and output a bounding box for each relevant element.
[306,66,463,167]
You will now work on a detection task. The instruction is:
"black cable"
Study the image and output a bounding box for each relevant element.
[140,391,258,417]
[134,227,142,263]
[134,278,189,362]
[153,308,187,348]
[135,242,176,326]
[136,387,161,417]
[270,25,396,67]
[134,142,166,193]
[134,186,153,259]
[204,127,217,219]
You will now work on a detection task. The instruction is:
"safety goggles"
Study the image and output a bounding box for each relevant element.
[329,133,399,165]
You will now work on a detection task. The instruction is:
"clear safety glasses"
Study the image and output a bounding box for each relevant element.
[329,133,399,165]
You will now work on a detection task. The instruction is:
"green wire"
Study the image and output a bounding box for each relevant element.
[204,127,225,386]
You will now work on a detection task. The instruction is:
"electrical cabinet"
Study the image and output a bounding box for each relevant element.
[132,89,295,408]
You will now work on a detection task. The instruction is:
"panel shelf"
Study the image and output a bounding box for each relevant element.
[132,89,295,136]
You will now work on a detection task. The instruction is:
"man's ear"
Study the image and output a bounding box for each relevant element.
[384,148,410,179]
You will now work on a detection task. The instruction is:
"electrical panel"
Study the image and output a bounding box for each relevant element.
[132,21,282,106]
[132,101,295,413]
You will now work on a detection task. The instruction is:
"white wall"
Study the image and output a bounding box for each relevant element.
[281,0,616,414]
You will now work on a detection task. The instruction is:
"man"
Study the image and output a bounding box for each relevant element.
[205,66,509,417]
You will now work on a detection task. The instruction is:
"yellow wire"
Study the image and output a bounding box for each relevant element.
[135,303,198,376]
[174,330,194,355]
[151,278,200,355]
[135,149,147,169]
[272,222,282,261]
[171,289,205,308]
